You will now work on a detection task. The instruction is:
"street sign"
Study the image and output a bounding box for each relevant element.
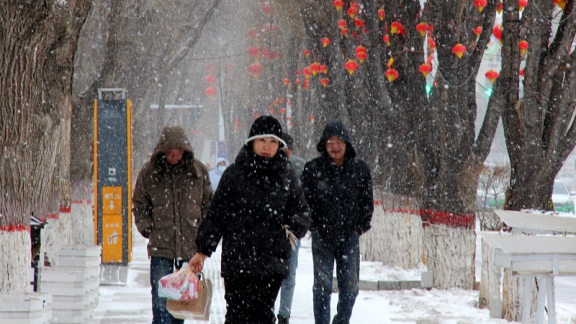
[94,88,133,265]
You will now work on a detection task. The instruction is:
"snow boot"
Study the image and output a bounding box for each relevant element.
[277,314,289,324]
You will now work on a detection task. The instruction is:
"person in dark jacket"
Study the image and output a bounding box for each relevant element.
[275,132,306,324]
[132,125,212,324]
[189,116,311,324]
[301,121,373,324]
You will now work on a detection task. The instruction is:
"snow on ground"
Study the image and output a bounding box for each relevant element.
[94,227,576,324]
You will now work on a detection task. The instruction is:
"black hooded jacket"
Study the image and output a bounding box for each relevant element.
[301,122,373,242]
[195,145,311,279]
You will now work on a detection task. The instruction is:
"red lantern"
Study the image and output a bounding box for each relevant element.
[554,0,566,10]
[385,68,399,82]
[427,38,436,51]
[378,8,385,21]
[321,37,331,47]
[497,2,503,13]
[248,46,260,60]
[205,86,217,97]
[519,0,527,10]
[519,69,525,77]
[320,65,328,74]
[337,19,347,30]
[341,28,349,38]
[261,48,271,60]
[247,63,264,79]
[344,60,359,75]
[473,26,483,38]
[416,22,428,37]
[346,3,359,18]
[303,66,312,78]
[283,78,290,86]
[249,28,259,39]
[261,2,271,14]
[311,62,321,76]
[303,79,310,90]
[383,34,390,46]
[493,25,502,43]
[279,107,286,115]
[303,50,310,58]
[295,79,301,86]
[485,69,499,83]
[519,40,529,55]
[320,78,330,88]
[205,74,217,84]
[452,44,466,58]
[419,63,433,77]
[355,46,367,63]
[474,0,488,12]
[354,18,365,28]
[390,22,406,35]
[333,0,344,11]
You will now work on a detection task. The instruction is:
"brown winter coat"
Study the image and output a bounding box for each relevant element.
[132,126,212,260]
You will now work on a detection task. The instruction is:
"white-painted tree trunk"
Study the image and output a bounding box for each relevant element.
[72,200,94,245]
[0,230,30,292]
[479,240,501,309]
[502,270,538,321]
[42,215,60,266]
[361,205,423,269]
[59,208,73,246]
[422,224,476,289]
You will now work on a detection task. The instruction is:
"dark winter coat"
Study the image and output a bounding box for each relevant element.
[301,122,373,242]
[132,126,212,260]
[195,146,311,279]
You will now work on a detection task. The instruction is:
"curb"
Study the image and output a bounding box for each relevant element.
[332,278,422,292]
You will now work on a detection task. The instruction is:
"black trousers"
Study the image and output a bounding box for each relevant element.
[223,274,284,324]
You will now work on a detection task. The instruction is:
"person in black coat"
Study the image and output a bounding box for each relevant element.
[190,116,311,324]
[301,121,373,324]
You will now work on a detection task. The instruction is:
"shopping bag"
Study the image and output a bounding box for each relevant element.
[166,273,213,321]
[158,262,200,301]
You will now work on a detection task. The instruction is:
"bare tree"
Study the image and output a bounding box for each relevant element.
[0,0,91,292]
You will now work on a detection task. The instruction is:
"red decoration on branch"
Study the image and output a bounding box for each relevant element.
[416,22,428,37]
[485,69,499,83]
[344,60,359,75]
[320,78,330,88]
[321,37,331,47]
[419,63,433,77]
[390,22,406,35]
[519,40,529,55]
[519,0,528,10]
[205,86,217,97]
[385,68,399,82]
[333,0,344,11]
[248,46,260,60]
[473,26,483,38]
[383,34,390,46]
[205,74,217,84]
[452,44,466,58]
[346,3,359,18]
[378,8,385,21]
[474,0,487,12]
[248,63,264,79]
[493,25,502,44]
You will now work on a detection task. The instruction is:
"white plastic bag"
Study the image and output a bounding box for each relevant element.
[158,262,200,300]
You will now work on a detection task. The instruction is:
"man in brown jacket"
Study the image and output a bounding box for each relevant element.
[132,125,212,324]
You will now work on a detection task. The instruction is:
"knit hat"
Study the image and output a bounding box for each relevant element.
[245,115,287,148]
[282,133,295,150]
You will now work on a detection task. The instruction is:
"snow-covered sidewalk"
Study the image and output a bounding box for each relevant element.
[93,228,576,323]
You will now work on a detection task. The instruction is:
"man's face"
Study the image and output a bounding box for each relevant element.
[166,149,184,165]
[326,136,346,163]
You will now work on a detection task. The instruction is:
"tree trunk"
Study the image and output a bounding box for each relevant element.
[0,1,91,292]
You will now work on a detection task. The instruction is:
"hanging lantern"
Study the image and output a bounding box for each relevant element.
[346,3,359,18]
[427,54,434,64]
[338,19,347,30]
[247,62,264,79]
[205,74,217,84]
[519,0,527,10]
[311,62,321,75]
[355,46,367,63]
[320,65,328,74]
[427,38,436,51]
[385,68,399,82]
[205,86,217,97]
[273,51,280,60]
[261,48,271,60]
[493,25,502,44]
[473,26,483,38]
[320,78,330,88]
[273,100,279,106]
[416,22,428,37]
[248,46,260,60]
[383,34,390,46]
[283,78,290,86]
[354,18,365,28]
[303,66,312,78]
[295,79,301,86]
[452,44,466,58]
[279,107,287,115]
[269,106,275,115]
[497,2,503,13]
[304,49,310,58]
[309,115,315,123]
[378,8,385,21]
[519,69,525,77]
[485,69,499,83]
[303,79,310,90]
[279,97,285,104]
[261,2,271,14]
[419,63,433,77]
[554,0,566,10]
[344,59,359,75]
[333,0,345,11]
[321,37,331,47]
[341,28,349,38]
[390,22,406,35]
[249,28,259,39]
[474,0,488,12]
[519,40,529,55]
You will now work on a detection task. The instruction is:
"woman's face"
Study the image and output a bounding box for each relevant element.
[253,137,280,158]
